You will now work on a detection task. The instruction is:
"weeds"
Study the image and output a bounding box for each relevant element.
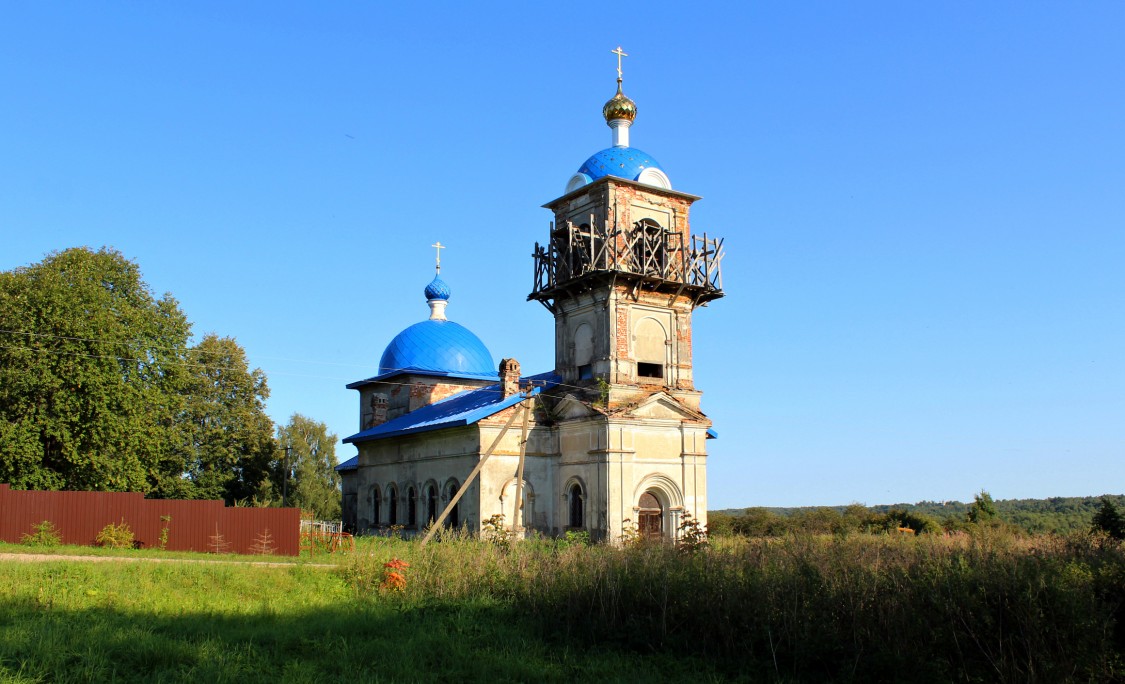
[95,520,134,549]
[4,528,1121,682]
[617,519,642,547]
[677,512,709,553]
[334,530,1124,681]
[482,514,514,551]
[380,558,410,593]
[158,515,171,550]
[20,520,61,547]
[558,529,591,549]
[0,556,715,682]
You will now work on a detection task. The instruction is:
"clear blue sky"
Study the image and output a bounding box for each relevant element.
[2,3,1122,508]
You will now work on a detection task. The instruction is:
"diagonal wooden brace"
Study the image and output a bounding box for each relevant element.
[419,397,531,547]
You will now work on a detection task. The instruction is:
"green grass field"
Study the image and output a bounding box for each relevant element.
[2,530,1122,682]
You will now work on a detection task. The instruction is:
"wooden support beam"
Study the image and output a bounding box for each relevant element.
[419,397,529,547]
[511,397,532,532]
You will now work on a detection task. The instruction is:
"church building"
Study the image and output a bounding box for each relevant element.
[336,53,725,541]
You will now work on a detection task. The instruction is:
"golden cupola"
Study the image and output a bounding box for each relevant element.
[602,81,637,124]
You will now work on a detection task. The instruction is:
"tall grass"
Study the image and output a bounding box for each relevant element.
[344,529,1124,682]
[1,530,1121,682]
[0,548,725,682]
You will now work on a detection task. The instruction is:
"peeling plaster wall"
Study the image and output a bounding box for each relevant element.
[357,375,492,430]
[353,425,483,534]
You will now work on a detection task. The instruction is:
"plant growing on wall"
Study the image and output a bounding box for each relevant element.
[593,377,611,408]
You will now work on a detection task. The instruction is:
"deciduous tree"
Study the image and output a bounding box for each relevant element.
[0,248,283,502]
[180,334,276,503]
[0,248,192,493]
[275,414,341,520]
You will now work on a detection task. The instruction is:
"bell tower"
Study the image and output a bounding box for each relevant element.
[529,55,724,410]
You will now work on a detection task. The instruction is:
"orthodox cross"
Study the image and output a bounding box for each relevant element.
[611,46,628,81]
[431,241,445,273]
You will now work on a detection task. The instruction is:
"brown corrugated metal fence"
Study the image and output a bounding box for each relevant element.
[0,484,301,556]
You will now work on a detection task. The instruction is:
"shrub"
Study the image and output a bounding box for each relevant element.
[677,512,709,553]
[21,520,61,547]
[617,519,643,547]
[869,508,943,534]
[482,514,513,551]
[381,558,410,593]
[95,520,135,548]
[558,529,591,549]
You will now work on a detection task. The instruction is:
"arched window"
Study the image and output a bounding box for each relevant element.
[568,483,584,529]
[387,484,399,526]
[372,485,382,526]
[425,484,438,526]
[574,323,594,380]
[444,481,460,528]
[631,218,666,277]
[407,486,418,528]
[634,317,667,382]
[501,479,533,529]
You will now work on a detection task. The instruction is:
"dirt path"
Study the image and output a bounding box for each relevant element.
[0,552,336,568]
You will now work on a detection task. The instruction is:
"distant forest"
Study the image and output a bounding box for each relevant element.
[710,494,1125,536]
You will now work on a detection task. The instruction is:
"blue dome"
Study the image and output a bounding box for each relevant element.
[378,319,495,377]
[424,275,451,301]
[578,146,664,183]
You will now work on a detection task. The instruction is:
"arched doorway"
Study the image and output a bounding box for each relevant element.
[568,483,584,529]
[638,491,663,539]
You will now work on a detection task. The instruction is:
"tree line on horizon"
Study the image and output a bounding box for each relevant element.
[0,247,340,519]
[709,491,1125,538]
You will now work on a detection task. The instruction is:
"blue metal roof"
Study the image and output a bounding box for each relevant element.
[378,319,494,378]
[335,455,358,472]
[706,428,718,439]
[578,146,664,183]
[344,372,561,445]
[346,367,497,390]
